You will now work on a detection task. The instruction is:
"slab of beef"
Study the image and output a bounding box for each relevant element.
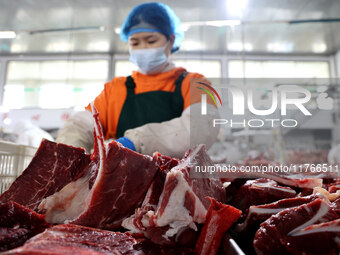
[2,224,195,255]
[39,106,159,230]
[253,198,339,255]
[70,141,158,229]
[229,178,296,211]
[122,144,226,245]
[0,201,50,251]
[0,139,91,210]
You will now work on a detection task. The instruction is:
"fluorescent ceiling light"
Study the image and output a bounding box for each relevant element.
[114,20,240,34]
[0,31,16,39]
[312,43,327,53]
[114,28,121,34]
[204,20,241,26]
[267,42,293,53]
[182,20,241,28]
[226,0,248,16]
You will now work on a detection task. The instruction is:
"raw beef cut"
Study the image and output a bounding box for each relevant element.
[281,219,340,255]
[121,153,179,237]
[123,144,226,244]
[2,224,195,255]
[70,140,158,229]
[249,172,323,189]
[220,155,324,190]
[235,195,317,233]
[230,195,318,254]
[253,198,339,255]
[327,178,340,193]
[331,197,340,216]
[2,224,142,255]
[39,106,159,230]
[220,170,323,189]
[194,197,241,255]
[0,139,91,210]
[0,201,50,251]
[143,153,180,212]
[229,178,296,211]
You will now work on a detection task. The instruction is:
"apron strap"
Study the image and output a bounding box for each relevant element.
[125,76,136,96]
[174,72,188,95]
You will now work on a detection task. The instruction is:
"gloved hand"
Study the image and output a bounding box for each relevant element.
[116,137,136,151]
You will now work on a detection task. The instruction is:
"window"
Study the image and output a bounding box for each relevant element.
[173,60,221,78]
[114,59,222,78]
[3,60,109,109]
[228,60,330,78]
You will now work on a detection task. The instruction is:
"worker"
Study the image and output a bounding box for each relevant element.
[56,2,219,158]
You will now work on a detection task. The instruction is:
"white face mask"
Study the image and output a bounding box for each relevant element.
[129,45,168,74]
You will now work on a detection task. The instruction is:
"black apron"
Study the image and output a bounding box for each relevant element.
[116,72,188,138]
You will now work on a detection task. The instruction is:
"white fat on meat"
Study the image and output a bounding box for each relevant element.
[250,180,296,195]
[259,173,323,189]
[288,199,331,235]
[121,217,142,234]
[291,219,340,236]
[223,182,231,188]
[144,170,207,238]
[235,206,285,232]
[38,173,91,224]
[313,187,340,202]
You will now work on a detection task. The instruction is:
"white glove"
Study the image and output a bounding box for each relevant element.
[124,103,220,158]
[56,111,94,153]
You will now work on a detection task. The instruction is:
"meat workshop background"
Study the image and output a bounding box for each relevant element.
[0,1,340,254]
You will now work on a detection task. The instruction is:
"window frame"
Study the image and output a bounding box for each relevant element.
[0,53,335,107]
[227,55,332,78]
[0,54,112,107]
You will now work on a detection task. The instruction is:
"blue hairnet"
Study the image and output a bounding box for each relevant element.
[120,2,184,53]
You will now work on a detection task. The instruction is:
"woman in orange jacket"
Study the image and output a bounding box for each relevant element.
[57,2,219,158]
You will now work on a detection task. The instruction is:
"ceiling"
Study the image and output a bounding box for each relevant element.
[0,0,340,56]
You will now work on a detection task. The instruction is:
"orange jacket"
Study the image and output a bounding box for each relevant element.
[86,67,206,139]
